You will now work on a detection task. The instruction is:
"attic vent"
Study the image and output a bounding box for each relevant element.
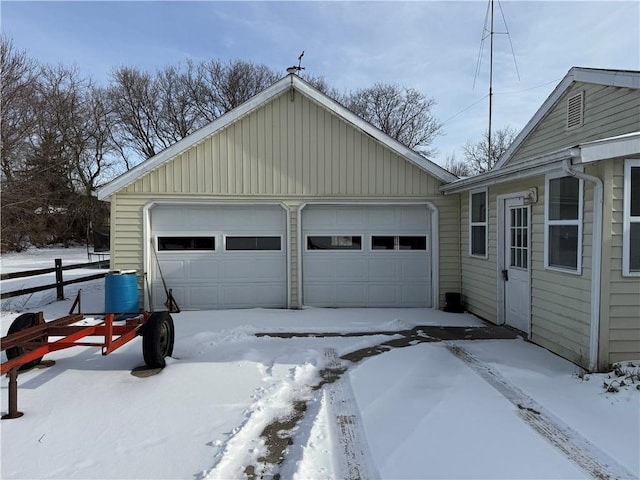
[566,91,584,130]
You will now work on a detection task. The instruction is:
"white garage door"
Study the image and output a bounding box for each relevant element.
[150,205,287,310]
[302,205,432,307]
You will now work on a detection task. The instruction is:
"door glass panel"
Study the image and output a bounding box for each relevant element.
[509,207,528,269]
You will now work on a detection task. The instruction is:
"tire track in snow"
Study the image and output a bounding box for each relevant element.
[447,344,635,480]
[323,348,380,480]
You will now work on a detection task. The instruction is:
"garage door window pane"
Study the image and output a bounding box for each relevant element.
[307,236,361,250]
[158,237,215,251]
[372,236,395,250]
[226,236,281,251]
[399,236,426,250]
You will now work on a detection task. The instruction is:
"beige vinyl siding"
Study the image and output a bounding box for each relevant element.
[124,92,441,197]
[438,195,462,306]
[460,191,497,321]
[530,173,592,367]
[459,174,594,367]
[600,158,640,367]
[109,89,459,309]
[508,83,640,165]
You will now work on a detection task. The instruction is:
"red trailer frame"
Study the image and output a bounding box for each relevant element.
[1,296,175,419]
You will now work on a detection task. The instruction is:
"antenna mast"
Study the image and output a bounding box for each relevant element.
[473,0,519,169]
[488,0,494,164]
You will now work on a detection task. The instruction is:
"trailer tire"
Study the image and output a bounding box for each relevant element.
[142,311,174,369]
[6,313,47,371]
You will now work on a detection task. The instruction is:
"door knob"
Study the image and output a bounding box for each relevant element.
[502,269,509,281]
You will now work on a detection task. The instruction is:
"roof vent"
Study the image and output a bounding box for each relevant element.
[566,91,584,130]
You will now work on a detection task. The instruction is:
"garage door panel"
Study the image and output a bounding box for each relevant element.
[368,257,398,280]
[302,205,432,308]
[367,285,399,305]
[190,286,219,308]
[401,284,430,305]
[151,205,286,310]
[189,259,219,280]
[304,259,336,279]
[336,284,366,305]
[336,259,366,280]
[369,208,396,227]
[400,258,430,279]
[336,208,366,228]
[158,259,187,281]
[221,284,285,307]
[303,284,334,306]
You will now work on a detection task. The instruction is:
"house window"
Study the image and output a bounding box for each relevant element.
[545,173,583,272]
[372,236,427,250]
[469,189,488,257]
[157,236,216,251]
[623,159,640,275]
[225,236,281,251]
[307,236,362,250]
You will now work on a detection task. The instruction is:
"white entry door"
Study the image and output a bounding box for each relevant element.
[503,198,530,334]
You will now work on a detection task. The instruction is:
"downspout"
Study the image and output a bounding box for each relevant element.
[562,158,603,372]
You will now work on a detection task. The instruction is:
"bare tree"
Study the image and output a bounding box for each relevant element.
[443,152,471,177]
[0,36,38,182]
[341,83,442,155]
[186,59,279,123]
[462,126,517,174]
[108,66,165,161]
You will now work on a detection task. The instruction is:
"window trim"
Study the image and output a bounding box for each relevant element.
[544,171,583,274]
[623,159,640,277]
[469,188,488,259]
[223,234,283,252]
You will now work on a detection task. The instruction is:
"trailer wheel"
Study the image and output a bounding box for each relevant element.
[6,313,47,371]
[142,311,174,369]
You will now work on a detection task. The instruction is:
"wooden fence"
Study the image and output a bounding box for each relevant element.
[1,259,110,300]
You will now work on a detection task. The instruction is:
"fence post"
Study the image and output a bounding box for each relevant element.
[55,259,64,301]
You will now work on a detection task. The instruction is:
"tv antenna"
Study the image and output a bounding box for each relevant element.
[473,0,520,164]
[286,51,305,75]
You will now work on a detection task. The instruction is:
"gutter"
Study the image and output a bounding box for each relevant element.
[562,159,603,372]
[441,148,580,194]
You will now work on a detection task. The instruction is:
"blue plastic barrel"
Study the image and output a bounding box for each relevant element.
[104,271,139,314]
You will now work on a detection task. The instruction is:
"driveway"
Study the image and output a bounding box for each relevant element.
[1,304,638,479]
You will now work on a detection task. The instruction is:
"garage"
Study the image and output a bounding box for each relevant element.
[149,204,287,310]
[301,205,432,307]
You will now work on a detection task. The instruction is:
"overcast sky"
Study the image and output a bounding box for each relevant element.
[2,1,639,166]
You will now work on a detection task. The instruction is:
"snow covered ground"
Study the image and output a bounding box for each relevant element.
[1,247,639,479]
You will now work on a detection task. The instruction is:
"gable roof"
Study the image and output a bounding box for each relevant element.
[493,67,640,170]
[98,75,457,200]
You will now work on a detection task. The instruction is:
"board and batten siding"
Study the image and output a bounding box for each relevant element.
[109,89,459,308]
[600,158,640,367]
[124,92,442,197]
[508,83,640,165]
